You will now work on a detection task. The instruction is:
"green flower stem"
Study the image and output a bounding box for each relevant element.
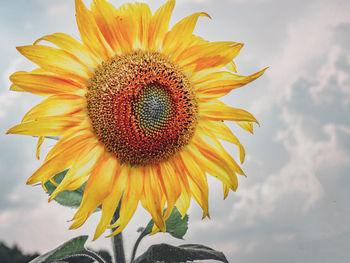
[130,229,147,263]
[111,232,126,263]
[111,203,126,263]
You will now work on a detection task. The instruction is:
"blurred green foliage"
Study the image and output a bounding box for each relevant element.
[0,242,111,263]
[0,242,38,263]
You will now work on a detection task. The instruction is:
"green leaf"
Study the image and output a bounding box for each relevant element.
[44,169,87,208]
[130,207,189,262]
[143,207,188,239]
[29,236,106,263]
[133,243,229,263]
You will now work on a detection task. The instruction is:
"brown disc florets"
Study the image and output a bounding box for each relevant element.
[86,50,198,166]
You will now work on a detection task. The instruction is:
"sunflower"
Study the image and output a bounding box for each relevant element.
[7,0,266,240]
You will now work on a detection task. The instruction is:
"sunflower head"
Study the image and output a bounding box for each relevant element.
[86,50,198,166]
[7,0,266,240]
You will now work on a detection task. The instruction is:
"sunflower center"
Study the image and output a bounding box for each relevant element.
[87,50,198,166]
[134,83,173,133]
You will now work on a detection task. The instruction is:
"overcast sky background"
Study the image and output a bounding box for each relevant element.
[1,0,350,262]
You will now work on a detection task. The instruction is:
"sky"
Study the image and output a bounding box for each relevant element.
[0,0,350,262]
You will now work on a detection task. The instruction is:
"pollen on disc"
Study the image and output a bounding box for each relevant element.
[86,50,198,166]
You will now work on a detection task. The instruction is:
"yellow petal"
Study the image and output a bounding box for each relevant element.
[141,166,166,232]
[44,128,92,162]
[189,34,209,46]
[162,12,211,58]
[93,165,127,240]
[75,0,112,60]
[157,161,181,220]
[198,119,245,163]
[9,71,84,96]
[70,153,120,229]
[195,68,268,101]
[195,127,244,176]
[90,0,128,53]
[36,136,45,160]
[49,178,59,187]
[188,141,238,192]
[16,45,92,81]
[171,155,192,218]
[179,150,209,219]
[10,84,25,92]
[7,116,83,136]
[191,128,244,190]
[110,2,152,50]
[114,3,139,50]
[109,166,144,236]
[199,99,259,123]
[223,183,230,199]
[176,41,243,73]
[150,223,161,235]
[49,142,104,201]
[175,192,191,218]
[237,121,254,134]
[34,33,99,68]
[148,0,175,50]
[26,135,95,184]
[28,155,74,185]
[225,60,237,73]
[174,156,192,195]
[132,3,152,49]
[22,94,86,123]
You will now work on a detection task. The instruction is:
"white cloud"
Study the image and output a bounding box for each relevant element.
[0,56,36,119]
[185,101,350,262]
[229,105,350,226]
[234,0,350,230]
[45,2,71,17]
[309,44,350,107]
[0,193,112,254]
[253,1,350,113]
[226,0,272,3]
[177,0,210,4]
